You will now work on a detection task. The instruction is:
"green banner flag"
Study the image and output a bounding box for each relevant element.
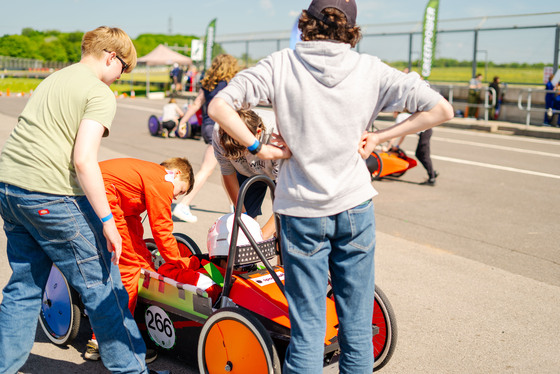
[204,18,217,70]
[421,0,439,78]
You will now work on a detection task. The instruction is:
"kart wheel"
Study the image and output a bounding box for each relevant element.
[177,122,192,139]
[389,170,406,178]
[185,122,193,138]
[148,115,161,136]
[198,307,281,374]
[326,284,397,372]
[366,151,383,180]
[39,265,81,346]
[144,233,202,270]
[174,232,202,257]
[371,286,398,371]
[144,238,165,270]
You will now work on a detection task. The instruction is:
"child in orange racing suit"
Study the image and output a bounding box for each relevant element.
[85,157,220,362]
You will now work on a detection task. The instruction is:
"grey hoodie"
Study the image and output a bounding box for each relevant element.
[217,41,443,217]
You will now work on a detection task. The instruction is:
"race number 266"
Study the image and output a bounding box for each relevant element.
[145,305,176,349]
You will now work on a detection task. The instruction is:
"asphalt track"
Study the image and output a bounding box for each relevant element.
[0,96,559,373]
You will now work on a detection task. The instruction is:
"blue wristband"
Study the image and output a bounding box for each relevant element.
[100,213,113,223]
[247,139,260,152]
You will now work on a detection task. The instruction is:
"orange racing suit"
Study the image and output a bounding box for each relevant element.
[99,158,200,315]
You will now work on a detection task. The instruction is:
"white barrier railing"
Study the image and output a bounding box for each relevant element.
[517,89,560,126]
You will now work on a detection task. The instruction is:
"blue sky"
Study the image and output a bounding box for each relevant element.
[0,0,558,63]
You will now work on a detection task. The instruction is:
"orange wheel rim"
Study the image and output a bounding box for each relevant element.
[204,319,269,373]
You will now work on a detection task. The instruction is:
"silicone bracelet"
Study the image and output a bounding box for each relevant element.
[249,142,262,155]
[247,139,260,152]
[100,213,113,223]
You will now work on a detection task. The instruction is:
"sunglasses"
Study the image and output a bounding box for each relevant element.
[104,49,129,74]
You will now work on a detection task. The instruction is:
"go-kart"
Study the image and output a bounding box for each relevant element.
[148,104,201,139]
[366,147,417,180]
[39,175,398,373]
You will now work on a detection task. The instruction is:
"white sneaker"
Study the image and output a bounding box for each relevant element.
[173,204,198,223]
[84,339,100,361]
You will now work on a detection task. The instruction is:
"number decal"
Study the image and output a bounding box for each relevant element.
[145,306,176,349]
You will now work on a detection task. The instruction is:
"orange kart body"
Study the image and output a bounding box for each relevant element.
[136,262,340,350]
[228,266,340,346]
[366,149,417,180]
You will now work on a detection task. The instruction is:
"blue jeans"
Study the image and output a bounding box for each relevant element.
[0,183,148,374]
[280,200,376,374]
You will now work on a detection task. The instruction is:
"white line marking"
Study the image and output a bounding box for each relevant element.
[432,137,560,158]
[118,103,160,113]
[422,153,560,180]
[435,127,560,146]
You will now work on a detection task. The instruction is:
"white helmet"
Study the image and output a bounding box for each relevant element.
[207,213,263,259]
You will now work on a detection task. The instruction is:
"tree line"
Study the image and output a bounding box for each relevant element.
[392,58,548,69]
[0,28,199,62]
[0,28,549,70]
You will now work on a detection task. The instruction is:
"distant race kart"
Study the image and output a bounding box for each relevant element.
[366,147,417,180]
[148,104,202,139]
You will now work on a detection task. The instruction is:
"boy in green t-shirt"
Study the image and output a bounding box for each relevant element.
[0,26,167,374]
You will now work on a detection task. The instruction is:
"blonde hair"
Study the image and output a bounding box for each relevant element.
[201,54,239,91]
[81,26,137,73]
[160,157,195,194]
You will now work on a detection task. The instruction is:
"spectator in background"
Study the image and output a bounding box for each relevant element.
[552,81,560,127]
[172,54,240,223]
[160,97,184,138]
[544,74,556,126]
[171,62,183,92]
[467,73,483,118]
[489,76,501,120]
[389,111,438,186]
[186,65,199,92]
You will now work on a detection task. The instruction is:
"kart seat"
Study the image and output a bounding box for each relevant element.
[232,238,278,267]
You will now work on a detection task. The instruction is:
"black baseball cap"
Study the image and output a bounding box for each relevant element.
[307,0,357,27]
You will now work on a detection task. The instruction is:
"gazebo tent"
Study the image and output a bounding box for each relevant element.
[137,44,192,95]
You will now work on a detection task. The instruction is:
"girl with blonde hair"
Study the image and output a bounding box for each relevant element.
[173,54,240,223]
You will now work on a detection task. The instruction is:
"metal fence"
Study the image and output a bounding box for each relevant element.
[216,13,560,84]
[0,55,71,71]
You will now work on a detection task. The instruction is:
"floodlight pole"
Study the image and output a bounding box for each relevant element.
[554,24,559,70]
[477,50,488,81]
[408,33,413,72]
[471,29,479,79]
[245,41,249,68]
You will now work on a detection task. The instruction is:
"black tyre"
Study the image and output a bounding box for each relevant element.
[144,238,165,270]
[178,122,192,139]
[366,151,383,180]
[144,233,202,270]
[371,286,398,371]
[326,284,397,372]
[39,265,81,346]
[389,170,406,178]
[173,232,202,257]
[198,307,281,374]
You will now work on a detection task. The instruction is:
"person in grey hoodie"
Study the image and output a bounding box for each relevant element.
[209,0,455,373]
